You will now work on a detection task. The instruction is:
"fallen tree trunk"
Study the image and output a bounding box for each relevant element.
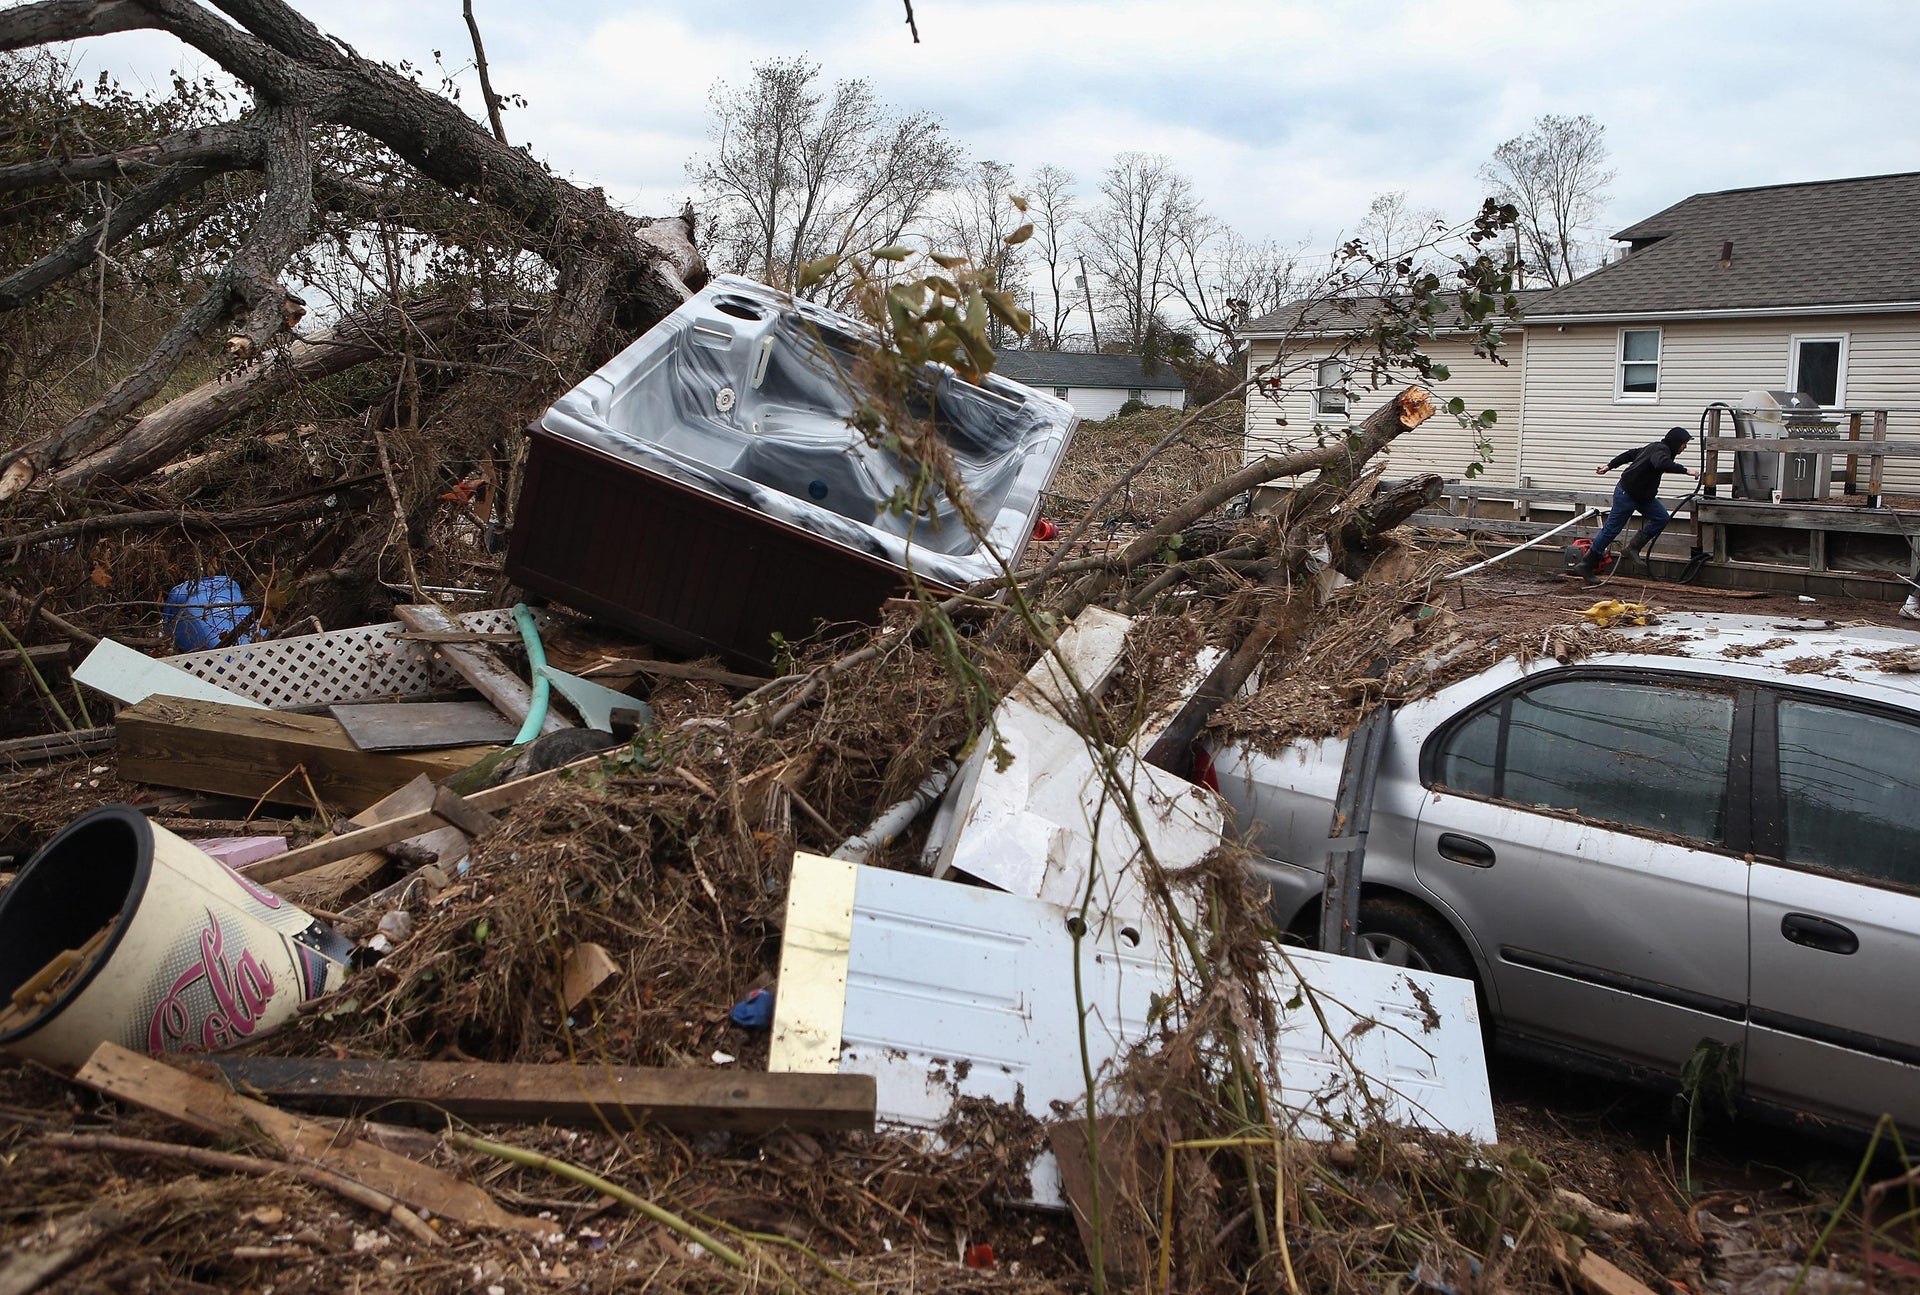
[6,300,458,500]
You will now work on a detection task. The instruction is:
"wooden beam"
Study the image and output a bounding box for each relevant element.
[198,1056,877,1134]
[75,1043,546,1236]
[395,604,568,735]
[115,696,497,810]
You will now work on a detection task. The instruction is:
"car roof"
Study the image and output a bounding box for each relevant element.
[1581,611,1920,705]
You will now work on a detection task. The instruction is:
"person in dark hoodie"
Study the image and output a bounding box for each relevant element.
[1578,426,1694,584]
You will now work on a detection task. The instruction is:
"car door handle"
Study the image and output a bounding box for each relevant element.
[1436,833,1496,868]
[1780,912,1859,956]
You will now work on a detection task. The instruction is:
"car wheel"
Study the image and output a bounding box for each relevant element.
[1354,897,1476,983]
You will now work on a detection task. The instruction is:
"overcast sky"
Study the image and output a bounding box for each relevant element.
[55,0,1920,256]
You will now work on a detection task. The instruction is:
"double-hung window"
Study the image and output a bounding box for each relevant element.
[1788,335,1847,407]
[1617,328,1661,400]
[1314,358,1349,418]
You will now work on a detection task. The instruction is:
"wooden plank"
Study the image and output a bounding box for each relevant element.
[115,696,497,810]
[1871,411,1890,496]
[75,1043,547,1236]
[429,785,500,837]
[1702,435,1920,457]
[332,700,519,751]
[200,1056,877,1134]
[241,752,600,882]
[1846,410,1863,494]
[394,604,568,735]
[0,725,114,764]
[0,642,69,671]
[1555,573,1768,599]
[353,772,467,868]
[74,637,265,710]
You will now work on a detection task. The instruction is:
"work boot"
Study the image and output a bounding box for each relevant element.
[1579,550,1606,586]
[1624,528,1657,573]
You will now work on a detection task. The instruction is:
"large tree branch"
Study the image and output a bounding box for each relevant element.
[39,299,462,496]
[0,120,262,195]
[0,162,222,311]
[0,0,148,48]
[128,0,302,98]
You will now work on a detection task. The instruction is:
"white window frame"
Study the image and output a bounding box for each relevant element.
[1787,333,1849,408]
[1615,327,1662,403]
[1052,386,1069,399]
[1313,358,1350,419]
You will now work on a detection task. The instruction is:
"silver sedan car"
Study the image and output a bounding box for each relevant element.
[1207,612,1920,1134]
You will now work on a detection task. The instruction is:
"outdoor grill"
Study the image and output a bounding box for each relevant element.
[1731,389,1840,501]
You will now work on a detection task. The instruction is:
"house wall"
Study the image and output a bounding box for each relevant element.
[1517,312,1920,495]
[1051,385,1183,421]
[1243,332,1526,484]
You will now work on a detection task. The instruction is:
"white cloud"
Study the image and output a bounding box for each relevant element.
[36,0,1920,256]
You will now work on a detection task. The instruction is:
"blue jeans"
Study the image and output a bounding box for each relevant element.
[1588,484,1670,559]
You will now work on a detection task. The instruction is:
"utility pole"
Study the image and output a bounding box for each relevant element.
[1078,257,1100,353]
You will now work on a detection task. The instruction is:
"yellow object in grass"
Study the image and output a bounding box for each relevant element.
[1578,600,1655,628]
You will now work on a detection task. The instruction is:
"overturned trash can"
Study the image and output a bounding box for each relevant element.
[0,806,351,1069]
[506,274,1077,668]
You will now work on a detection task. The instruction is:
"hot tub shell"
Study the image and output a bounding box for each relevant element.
[507,276,1076,666]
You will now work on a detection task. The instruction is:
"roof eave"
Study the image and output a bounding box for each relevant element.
[1525,300,1920,325]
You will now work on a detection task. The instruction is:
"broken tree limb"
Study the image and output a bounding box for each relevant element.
[198,1056,877,1134]
[1329,474,1444,579]
[41,1132,442,1247]
[1052,387,1436,618]
[2,490,350,561]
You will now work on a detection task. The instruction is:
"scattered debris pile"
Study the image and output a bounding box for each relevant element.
[1,275,1904,1295]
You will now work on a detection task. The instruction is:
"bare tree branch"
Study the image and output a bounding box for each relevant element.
[0,162,224,311]
[461,0,509,145]
[0,0,148,50]
[0,120,262,194]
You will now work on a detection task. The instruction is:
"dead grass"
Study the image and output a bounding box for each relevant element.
[1045,399,1245,527]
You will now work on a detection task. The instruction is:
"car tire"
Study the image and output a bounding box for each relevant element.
[1353,897,1477,984]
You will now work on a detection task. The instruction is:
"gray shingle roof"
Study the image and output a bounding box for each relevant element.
[1528,171,1920,318]
[991,350,1185,390]
[1240,290,1544,338]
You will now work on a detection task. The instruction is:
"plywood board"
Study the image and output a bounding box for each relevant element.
[332,700,520,751]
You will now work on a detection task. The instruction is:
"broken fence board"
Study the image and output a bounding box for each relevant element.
[395,604,568,735]
[200,1056,877,1135]
[332,700,519,751]
[75,1043,546,1236]
[115,696,496,810]
[242,751,601,883]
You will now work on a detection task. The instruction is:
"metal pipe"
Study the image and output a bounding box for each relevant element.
[1442,506,1600,581]
[832,760,956,864]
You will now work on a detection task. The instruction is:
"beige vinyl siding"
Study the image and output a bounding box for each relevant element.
[1517,312,1920,495]
[1243,333,1524,484]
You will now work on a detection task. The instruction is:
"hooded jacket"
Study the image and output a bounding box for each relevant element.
[1609,427,1692,504]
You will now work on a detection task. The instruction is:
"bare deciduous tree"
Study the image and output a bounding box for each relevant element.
[932,159,1028,345]
[0,0,706,503]
[1166,212,1305,359]
[1022,163,1079,350]
[691,57,960,307]
[1080,152,1196,352]
[1351,190,1447,273]
[1478,113,1613,286]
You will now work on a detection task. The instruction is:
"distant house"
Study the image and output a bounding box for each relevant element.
[993,351,1186,421]
[1243,171,1920,495]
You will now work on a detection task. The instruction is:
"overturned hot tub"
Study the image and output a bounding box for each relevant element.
[507,275,1077,667]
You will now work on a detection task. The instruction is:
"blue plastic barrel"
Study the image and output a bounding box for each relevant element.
[161,577,257,652]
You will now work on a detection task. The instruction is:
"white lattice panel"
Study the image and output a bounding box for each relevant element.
[165,609,529,709]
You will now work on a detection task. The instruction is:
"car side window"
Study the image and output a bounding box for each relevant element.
[1775,697,1920,888]
[1433,677,1734,844]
